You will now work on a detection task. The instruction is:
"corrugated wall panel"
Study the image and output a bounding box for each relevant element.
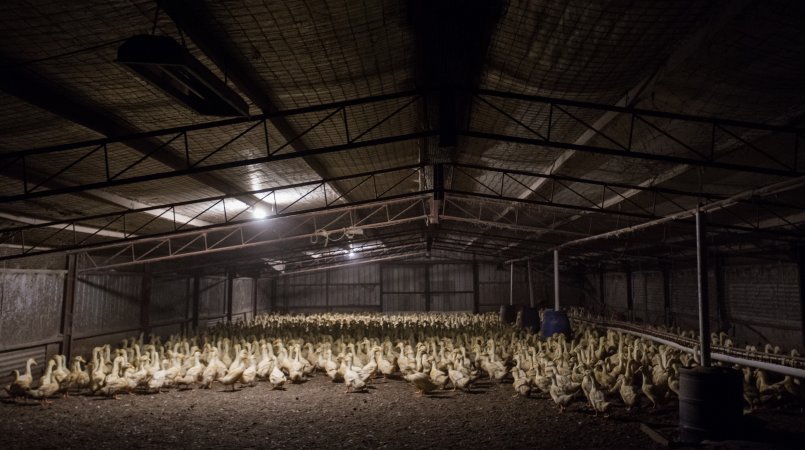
[255,278,273,312]
[287,272,326,285]
[232,278,254,314]
[429,264,473,292]
[150,276,189,325]
[0,271,64,347]
[382,293,426,312]
[329,265,379,284]
[73,273,142,337]
[431,293,473,311]
[199,276,226,318]
[382,265,426,292]
[328,284,380,307]
[284,285,327,309]
[151,323,183,339]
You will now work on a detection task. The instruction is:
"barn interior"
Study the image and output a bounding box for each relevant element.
[1,0,805,448]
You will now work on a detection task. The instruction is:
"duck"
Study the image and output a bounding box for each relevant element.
[584,374,610,415]
[640,367,660,408]
[269,364,287,390]
[219,353,248,391]
[5,358,36,401]
[241,355,257,387]
[26,359,60,406]
[611,374,640,410]
[344,354,368,393]
[64,356,90,395]
[175,352,204,389]
[549,375,578,413]
[447,361,472,392]
[429,357,449,390]
[512,367,532,397]
[403,372,439,396]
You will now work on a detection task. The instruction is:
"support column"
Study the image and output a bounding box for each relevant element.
[714,256,730,332]
[509,262,514,306]
[60,254,77,359]
[251,276,258,320]
[270,277,278,312]
[472,258,480,314]
[226,270,234,322]
[424,264,431,312]
[797,247,805,347]
[625,263,633,321]
[554,250,560,310]
[527,260,535,308]
[696,209,712,367]
[325,269,331,313]
[140,266,152,337]
[662,264,671,327]
[598,269,605,310]
[191,272,200,330]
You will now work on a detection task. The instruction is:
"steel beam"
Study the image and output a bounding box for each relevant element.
[0,58,268,209]
[0,165,427,261]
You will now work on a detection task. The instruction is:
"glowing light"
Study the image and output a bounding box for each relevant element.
[348,250,355,257]
[252,208,268,219]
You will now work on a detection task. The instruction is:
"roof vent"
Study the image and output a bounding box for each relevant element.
[116,35,249,117]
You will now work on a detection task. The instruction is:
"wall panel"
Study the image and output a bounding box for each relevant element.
[198,276,226,319]
[150,276,189,325]
[0,271,64,347]
[73,273,142,337]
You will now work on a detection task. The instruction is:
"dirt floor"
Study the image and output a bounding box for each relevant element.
[1,375,803,449]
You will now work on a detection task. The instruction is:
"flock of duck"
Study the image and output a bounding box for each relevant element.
[3,311,804,416]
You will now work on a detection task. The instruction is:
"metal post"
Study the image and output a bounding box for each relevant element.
[472,258,480,314]
[509,262,514,306]
[425,264,431,312]
[797,247,805,347]
[662,264,671,327]
[251,275,258,320]
[226,270,234,322]
[191,272,200,330]
[696,209,712,367]
[554,250,560,310]
[140,266,152,336]
[527,260,535,308]
[60,254,77,359]
[625,263,633,321]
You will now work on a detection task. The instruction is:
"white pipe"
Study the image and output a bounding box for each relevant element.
[590,323,805,379]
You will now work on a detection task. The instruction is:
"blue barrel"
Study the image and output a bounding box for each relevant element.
[521,307,540,332]
[679,366,743,443]
[499,305,517,324]
[541,309,572,339]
